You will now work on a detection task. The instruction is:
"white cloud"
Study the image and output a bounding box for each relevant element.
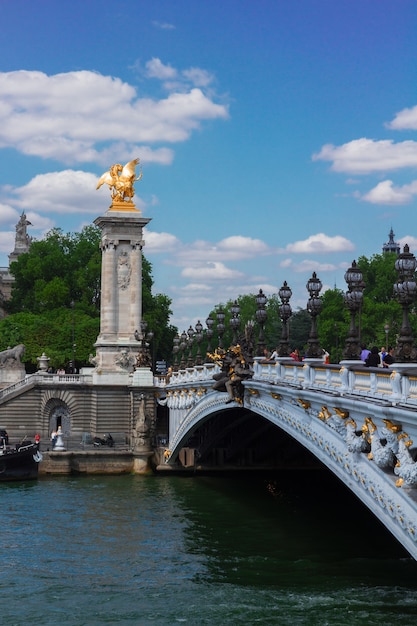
[386,104,417,130]
[152,21,176,30]
[281,258,343,274]
[398,236,417,253]
[285,233,354,254]
[291,260,341,274]
[0,69,228,165]
[362,179,417,205]
[170,235,273,265]
[145,58,177,80]
[313,138,417,174]
[143,230,181,253]
[180,283,213,292]
[6,171,103,214]
[181,261,245,281]
[0,203,20,227]
[0,231,14,255]
[182,67,214,88]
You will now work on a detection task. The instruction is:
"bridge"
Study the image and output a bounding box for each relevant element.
[158,358,417,561]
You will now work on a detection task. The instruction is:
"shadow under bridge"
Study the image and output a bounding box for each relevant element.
[158,359,417,561]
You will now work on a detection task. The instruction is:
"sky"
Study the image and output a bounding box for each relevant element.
[0,0,416,336]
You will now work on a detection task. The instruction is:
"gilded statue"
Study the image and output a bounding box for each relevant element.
[96,158,142,204]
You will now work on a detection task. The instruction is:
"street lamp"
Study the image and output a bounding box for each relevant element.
[195,320,203,365]
[187,325,195,367]
[306,272,322,358]
[134,320,154,369]
[206,314,214,354]
[343,260,364,360]
[393,244,417,362]
[179,330,187,369]
[384,323,390,349]
[230,300,241,345]
[255,289,267,356]
[216,308,225,349]
[70,300,76,373]
[278,281,292,357]
[172,334,180,371]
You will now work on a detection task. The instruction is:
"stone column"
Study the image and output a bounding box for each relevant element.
[92,208,151,382]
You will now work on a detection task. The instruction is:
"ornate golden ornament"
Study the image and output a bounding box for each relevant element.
[382,419,402,434]
[297,399,311,410]
[248,388,259,396]
[270,392,282,400]
[333,407,349,419]
[97,158,142,210]
[318,406,331,420]
[398,432,413,447]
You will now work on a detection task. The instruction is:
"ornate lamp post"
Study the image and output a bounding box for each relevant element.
[255,289,267,356]
[206,314,214,354]
[216,308,225,349]
[230,300,241,345]
[306,272,323,358]
[278,281,292,357]
[134,319,154,369]
[70,300,76,373]
[187,325,195,367]
[194,320,203,365]
[179,330,187,369]
[394,244,417,362]
[343,260,364,360]
[384,323,390,348]
[172,334,180,371]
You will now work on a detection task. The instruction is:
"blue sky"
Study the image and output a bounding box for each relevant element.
[0,0,416,334]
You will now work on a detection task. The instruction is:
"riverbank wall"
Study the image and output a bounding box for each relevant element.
[39,449,156,475]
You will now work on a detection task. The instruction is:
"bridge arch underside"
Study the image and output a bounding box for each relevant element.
[167,390,417,560]
[172,407,322,471]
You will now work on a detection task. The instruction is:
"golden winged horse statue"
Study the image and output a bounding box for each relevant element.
[96,158,143,204]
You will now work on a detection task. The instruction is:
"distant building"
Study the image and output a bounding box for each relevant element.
[0,212,33,318]
[382,227,400,255]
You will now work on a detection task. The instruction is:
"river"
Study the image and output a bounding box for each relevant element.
[1,470,417,625]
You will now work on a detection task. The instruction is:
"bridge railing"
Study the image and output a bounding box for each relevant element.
[164,359,417,407]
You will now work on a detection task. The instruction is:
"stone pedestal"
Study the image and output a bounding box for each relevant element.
[93,208,151,374]
[132,367,154,387]
[0,367,25,389]
[132,451,154,474]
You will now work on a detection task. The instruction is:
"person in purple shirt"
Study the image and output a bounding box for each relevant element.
[360,344,371,361]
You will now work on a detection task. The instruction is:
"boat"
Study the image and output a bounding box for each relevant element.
[0,432,43,481]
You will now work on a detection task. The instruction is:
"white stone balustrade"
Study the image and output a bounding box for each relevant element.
[162,359,417,408]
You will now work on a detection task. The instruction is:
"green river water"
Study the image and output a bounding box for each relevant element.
[1,470,417,625]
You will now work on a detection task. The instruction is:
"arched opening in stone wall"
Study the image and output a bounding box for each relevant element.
[44,398,71,439]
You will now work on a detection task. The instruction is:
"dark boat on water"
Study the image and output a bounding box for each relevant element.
[0,431,43,481]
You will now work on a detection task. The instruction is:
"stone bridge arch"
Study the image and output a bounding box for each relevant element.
[163,383,417,560]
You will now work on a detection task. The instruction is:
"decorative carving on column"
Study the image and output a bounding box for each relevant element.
[117,251,131,290]
[101,238,118,251]
[114,349,135,370]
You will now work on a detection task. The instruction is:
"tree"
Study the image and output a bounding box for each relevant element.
[0,226,174,369]
[317,288,347,363]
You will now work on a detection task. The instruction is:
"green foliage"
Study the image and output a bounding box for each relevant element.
[317,289,348,363]
[0,226,174,369]
[7,226,102,315]
[202,251,413,365]
[289,309,311,355]
[357,253,397,304]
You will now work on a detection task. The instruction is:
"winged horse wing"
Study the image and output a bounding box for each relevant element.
[96,170,114,190]
[121,158,142,182]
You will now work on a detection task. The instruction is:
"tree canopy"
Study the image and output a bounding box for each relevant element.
[1,226,175,370]
[200,252,416,364]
